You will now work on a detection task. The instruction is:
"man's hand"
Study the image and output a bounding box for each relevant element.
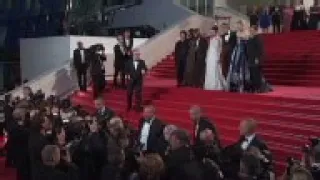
[141,70,146,75]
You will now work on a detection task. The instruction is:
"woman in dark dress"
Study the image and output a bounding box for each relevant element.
[174,30,189,87]
[291,0,308,30]
[226,20,251,93]
[247,25,273,93]
[184,29,197,86]
[259,7,272,33]
[308,2,320,30]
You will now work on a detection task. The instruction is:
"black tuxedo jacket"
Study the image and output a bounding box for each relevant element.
[125,59,147,82]
[124,38,134,52]
[195,37,208,60]
[194,117,220,147]
[73,48,89,69]
[137,117,164,153]
[96,107,115,124]
[113,44,126,69]
[90,53,107,76]
[247,34,264,66]
[222,31,237,50]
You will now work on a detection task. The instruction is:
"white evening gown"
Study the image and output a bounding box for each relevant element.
[204,36,226,90]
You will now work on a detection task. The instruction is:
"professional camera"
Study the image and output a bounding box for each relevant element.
[286,157,301,176]
[302,137,320,153]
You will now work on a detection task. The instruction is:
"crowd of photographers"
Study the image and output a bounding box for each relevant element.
[0,86,320,180]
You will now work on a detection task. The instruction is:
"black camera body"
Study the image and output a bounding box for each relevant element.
[302,137,320,153]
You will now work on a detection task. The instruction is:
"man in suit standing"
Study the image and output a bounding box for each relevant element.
[220,23,237,78]
[192,29,208,88]
[247,25,265,93]
[94,97,115,129]
[189,105,220,147]
[90,44,107,98]
[113,34,127,89]
[125,50,147,112]
[73,41,88,91]
[137,105,164,153]
[124,30,134,55]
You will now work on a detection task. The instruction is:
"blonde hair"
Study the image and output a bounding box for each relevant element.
[237,20,250,39]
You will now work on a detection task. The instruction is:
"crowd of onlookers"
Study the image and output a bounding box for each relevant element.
[0,86,320,180]
[247,0,320,34]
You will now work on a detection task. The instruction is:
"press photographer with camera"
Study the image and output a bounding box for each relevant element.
[280,138,320,180]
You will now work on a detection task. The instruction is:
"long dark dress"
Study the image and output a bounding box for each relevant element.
[291,7,308,30]
[184,39,197,86]
[174,40,189,85]
[308,6,320,30]
[227,38,250,93]
[247,34,264,92]
[193,37,208,88]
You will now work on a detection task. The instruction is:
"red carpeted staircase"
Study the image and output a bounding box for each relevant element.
[262,31,320,86]
[2,31,320,179]
[71,31,320,175]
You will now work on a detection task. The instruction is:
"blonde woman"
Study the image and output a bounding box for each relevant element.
[226,20,251,93]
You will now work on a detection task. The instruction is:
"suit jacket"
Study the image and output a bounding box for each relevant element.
[35,165,69,180]
[222,31,237,50]
[195,37,208,61]
[247,34,264,66]
[166,146,203,180]
[194,117,220,147]
[90,53,107,76]
[73,48,88,69]
[125,59,147,82]
[137,117,164,153]
[96,107,115,128]
[124,38,134,52]
[114,44,127,69]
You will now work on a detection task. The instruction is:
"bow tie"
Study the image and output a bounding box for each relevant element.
[145,119,152,124]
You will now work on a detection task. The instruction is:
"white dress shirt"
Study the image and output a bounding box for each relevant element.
[241,134,255,150]
[125,39,130,47]
[225,30,231,42]
[80,49,85,63]
[140,118,154,151]
[134,60,138,70]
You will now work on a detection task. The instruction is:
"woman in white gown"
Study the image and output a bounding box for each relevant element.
[204,26,226,90]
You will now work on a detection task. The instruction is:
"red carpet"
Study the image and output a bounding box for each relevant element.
[1,31,320,179]
[70,31,320,175]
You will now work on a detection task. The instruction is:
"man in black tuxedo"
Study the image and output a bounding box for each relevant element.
[189,105,220,147]
[124,30,134,56]
[224,119,272,179]
[90,44,107,98]
[94,97,115,129]
[113,34,127,88]
[221,23,237,78]
[137,105,164,153]
[166,129,203,180]
[73,41,88,91]
[193,29,208,88]
[125,50,147,111]
[247,25,265,93]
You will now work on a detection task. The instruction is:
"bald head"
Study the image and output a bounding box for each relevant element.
[189,105,202,122]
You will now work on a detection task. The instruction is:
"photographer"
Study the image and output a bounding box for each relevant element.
[89,44,107,98]
[302,139,320,179]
